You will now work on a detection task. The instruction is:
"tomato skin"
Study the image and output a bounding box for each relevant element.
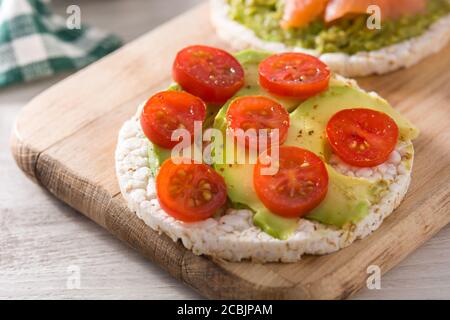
[326,108,399,167]
[254,146,329,218]
[172,45,245,104]
[156,159,227,222]
[259,53,330,99]
[226,96,290,151]
[140,90,206,149]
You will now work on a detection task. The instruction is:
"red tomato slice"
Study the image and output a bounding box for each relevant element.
[172,45,245,104]
[326,108,399,167]
[259,53,330,99]
[254,146,329,218]
[226,96,290,151]
[156,159,227,222]
[140,90,206,149]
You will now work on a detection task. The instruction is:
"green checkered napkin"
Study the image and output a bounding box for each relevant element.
[0,0,122,88]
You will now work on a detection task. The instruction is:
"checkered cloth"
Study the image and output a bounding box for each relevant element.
[0,0,122,88]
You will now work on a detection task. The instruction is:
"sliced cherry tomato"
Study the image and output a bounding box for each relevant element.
[254,146,328,218]
[326,108,399,167]
[172,45,245,104]
[226,96,290,151]
[156,159,227,222]
[258,52,330,99]
[140,90,206,149]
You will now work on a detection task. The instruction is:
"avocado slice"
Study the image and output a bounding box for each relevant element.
[148,143,171,176]
[306,166,375,227]
[254,210,298,240]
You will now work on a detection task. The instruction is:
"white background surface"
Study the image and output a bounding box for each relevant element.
[0,0,449,299]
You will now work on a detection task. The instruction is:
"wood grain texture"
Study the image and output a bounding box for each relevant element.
[9,2,450,299]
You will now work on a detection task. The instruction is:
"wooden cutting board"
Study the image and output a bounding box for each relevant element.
[10,2,450,299]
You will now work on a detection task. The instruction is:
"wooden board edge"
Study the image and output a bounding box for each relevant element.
[10,126,315,299]
[10,123,40,183]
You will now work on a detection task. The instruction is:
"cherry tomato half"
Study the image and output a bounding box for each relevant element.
[173,45,245,104]
[226,96,290,151]
[259,52,330,99]
[140,90,206,149]
[254,146,328,218]
[326,108,399,167]
[156,159,227,222]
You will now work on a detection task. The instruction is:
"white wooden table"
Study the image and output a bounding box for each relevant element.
[0,0,449,300]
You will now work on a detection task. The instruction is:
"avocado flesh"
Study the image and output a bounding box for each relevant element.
[306,166,373,227]
[148,143,171,176]
[253,209,298,240]
[213,51,419,239]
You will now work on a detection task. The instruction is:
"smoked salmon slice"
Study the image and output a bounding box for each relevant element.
[325,0,426,22]
[282,0,427,28]
[281,0,329,28]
